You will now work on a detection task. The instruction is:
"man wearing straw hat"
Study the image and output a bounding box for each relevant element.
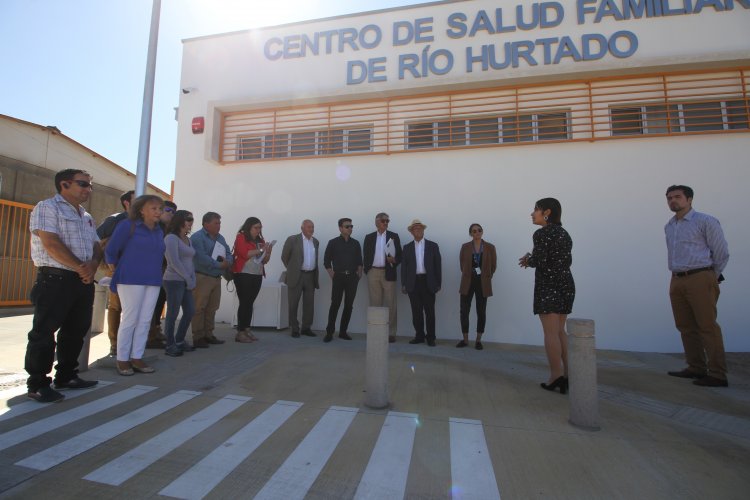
[401,219,441,347]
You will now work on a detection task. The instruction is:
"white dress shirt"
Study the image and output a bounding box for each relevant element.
[414,239,426,274]
[373,231,387,267]
[302,235,316,271]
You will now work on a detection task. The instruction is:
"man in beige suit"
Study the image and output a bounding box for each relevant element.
[281,219,319,338]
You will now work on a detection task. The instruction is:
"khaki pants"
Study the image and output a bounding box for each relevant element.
[192,273,222,342]
[669,270,727,380]
[367,268,397,336]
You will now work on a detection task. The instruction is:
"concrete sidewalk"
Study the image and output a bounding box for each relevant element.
[0,314,748,499]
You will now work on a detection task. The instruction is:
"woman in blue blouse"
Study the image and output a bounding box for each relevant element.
[105,195,166,376]
[163,210,197,356]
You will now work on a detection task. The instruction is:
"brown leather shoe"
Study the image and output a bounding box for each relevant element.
[667,368,706,379]
[693,376,728,387]
[193,339,210,348]
[207,336,225,345]
[235,330,254,343]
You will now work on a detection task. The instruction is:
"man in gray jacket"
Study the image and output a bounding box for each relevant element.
[281,219,319,338]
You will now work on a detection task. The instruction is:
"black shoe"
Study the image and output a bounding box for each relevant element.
[165,348,183,357]
[389,336,396,343]
[339,332,352,340]
[668,368,706,379]
[693,376,728,387]
[54,377,98,390]
[207,336,225,345]
[28,386,65,403]
[179,343,196,352]
[323,332,333,343]
[193,339,210,348]
[291,331,301,338]
[456,340,468,348]
[427,339,436,347]
[301,329,317,337]
[540,376,567,394]
[409,338,425,345]
[475,341,483,350]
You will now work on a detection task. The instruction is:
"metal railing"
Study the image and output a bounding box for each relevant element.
[219,67,749,163]
[0,199,34,306]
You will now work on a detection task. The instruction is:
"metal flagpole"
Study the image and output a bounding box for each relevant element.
[134,0,161,196]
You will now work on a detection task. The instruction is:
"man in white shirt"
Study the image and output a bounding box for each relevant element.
[282,220,320,338]
[401,219,441,346]
[363,213,402,342]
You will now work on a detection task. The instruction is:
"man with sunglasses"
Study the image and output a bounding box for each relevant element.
[363,212,402,343]
[96,189,134,356]
[146,200,177,348]
[323,218,363,343]
[25,169,101,403]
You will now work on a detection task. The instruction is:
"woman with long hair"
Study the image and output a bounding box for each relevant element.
[162,210,197,356]
[457,223,497,350]
[105,195,165,375]
[519,198,575,394]
[231,217,272,343]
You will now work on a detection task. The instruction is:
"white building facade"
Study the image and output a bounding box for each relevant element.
[174,0,750,352]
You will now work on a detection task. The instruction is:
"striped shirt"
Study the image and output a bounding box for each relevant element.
[665,209,729,274]
[29,193,99,270]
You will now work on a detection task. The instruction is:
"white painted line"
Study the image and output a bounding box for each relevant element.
[16,390,200,471]
[254,406,359,500]
[449,417,501,500]
[354,411,418,500]
[84,394,251,486]
[0,385,155,452]
[159,400,303,500]
[0,381,114,423]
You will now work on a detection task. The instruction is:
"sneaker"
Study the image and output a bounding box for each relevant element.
[53,377,98,390]
[27,386,65,403]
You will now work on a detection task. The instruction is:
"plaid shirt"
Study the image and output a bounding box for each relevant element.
[29,193,99,270]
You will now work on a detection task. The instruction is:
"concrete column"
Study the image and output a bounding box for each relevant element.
[567,318,600,431]
[77,284,107,372]
[365,306,390,409]
[78,327,92,373]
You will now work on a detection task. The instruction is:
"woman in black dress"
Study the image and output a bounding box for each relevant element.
[519,198,575,394]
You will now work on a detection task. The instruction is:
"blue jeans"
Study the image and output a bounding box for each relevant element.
[164,280,195,349]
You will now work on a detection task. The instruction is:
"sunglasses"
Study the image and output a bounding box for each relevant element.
[68,180,93,189]
[343,225,353,229]
[163,207,175,213]
[185,217,194,222]
[471,228,483,233]
[378,219,390,223]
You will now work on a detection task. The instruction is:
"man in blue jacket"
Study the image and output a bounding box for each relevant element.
[190,212,233,348]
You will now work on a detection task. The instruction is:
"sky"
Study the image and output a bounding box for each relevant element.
[0,0,434,192]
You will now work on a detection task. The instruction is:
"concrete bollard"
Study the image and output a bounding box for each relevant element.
[78,326,92,373]
[567,318,600,431]
[365,306,390,409]
[77,284,108,372]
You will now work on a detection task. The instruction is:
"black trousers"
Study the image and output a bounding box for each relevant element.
[25,269,94,391]
[460,274,487,334]
[235,273,263,330]
[408,275,436,340]
[327,273,359,334]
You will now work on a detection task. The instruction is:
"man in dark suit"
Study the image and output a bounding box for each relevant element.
[281,219,319,338]
[363,212,402,343]
[401,219,441,346]
[323,218,363,343]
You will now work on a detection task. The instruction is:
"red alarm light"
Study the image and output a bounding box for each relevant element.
[192,117,204,134]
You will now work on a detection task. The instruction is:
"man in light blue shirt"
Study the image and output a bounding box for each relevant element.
[664,185,729,387]
[190,212,233,348]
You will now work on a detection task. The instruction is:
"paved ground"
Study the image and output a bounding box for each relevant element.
[0,314,748,499]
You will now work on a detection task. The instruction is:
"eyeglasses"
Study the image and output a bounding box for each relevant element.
[378,219,390,224]
[343,225,353,229]
[163,207,175,213]
[471,228,483,233]
[185,217,194,222]
[71,180,93,189]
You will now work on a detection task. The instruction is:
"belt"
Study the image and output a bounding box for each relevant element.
[371,266,386,269]
[38,266,77,277]
[672,266,713,278]
[301,270,315,273]
[336,270,356,275]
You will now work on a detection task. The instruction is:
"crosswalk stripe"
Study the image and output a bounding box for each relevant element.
[159,400,304,500]
[84,394,251,486]
[354,411,418,500]
[449,417,501,500]
[15,390,201,471]
[254,405,359,500]
[0,385,156,452]
[0,381,114,423]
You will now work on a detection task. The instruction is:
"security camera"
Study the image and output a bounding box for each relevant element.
[182,87,196,94]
